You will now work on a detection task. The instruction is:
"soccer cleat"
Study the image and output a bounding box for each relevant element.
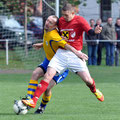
[94,89,104,102]
[22,99,36,108]
[21,96,31,110]
[34,107,45,114]
[21,95,31,100]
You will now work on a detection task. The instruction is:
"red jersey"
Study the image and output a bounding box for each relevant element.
[58,15,91,50]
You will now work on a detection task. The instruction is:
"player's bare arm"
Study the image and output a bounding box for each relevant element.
[64,44,88,60]
[33,43,43,50]
[61,36,88,60]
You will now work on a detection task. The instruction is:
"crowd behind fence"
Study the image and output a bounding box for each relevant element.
[85,40,120,66]
[0,39,120,69]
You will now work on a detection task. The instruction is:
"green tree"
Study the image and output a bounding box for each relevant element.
[67,0,87,6]
[0,0,37,16]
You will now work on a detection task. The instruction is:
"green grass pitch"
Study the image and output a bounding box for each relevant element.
[0,66,120,120]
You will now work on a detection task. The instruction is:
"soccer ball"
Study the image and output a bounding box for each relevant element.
[13,100,28,115]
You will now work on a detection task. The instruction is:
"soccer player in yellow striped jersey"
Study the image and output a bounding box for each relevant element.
[23,15,88,113]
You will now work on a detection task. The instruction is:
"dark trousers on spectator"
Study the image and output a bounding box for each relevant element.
[87,45,98,65]
[105,42,115,66]
[97,43,104,65]
[115,47,119,66]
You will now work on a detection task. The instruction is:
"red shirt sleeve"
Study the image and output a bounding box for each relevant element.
[79,16,91,33]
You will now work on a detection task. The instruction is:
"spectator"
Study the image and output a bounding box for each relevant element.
[95,18,104,65]
[115,18,120,66]
[85,19,98,65]
[101,17,117,66]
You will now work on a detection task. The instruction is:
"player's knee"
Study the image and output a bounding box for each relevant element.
[32,70,42,80]
[32,70,38,77]
[44,72,52,81]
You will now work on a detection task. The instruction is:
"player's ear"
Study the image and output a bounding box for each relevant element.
[71,10,75,15]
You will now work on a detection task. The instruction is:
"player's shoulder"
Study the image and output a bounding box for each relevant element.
[75,15,86,22]
[49,29,61,39]
[74,15,89,26]
[50,29,59,35]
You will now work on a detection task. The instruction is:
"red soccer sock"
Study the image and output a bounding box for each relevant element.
[32,80,49,103]
[86,79,96,93]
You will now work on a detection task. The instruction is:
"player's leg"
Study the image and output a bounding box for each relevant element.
[25,58,49,99]
[68,51,104,102]
[22,67,57,108]
[34,80,56,114]
[22,51,67,108]
[77,71,96,92]
[26,67,44,99]
[77,70,104,102]
[35,69,69,114]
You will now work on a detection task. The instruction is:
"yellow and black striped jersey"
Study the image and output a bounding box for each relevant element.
[43,29,67,60]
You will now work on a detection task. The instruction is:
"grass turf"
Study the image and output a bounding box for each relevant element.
[0,66,120,120]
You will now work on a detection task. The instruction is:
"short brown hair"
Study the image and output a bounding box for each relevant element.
[117,17,120,21]
[62,3,74,12]
[90,19,95,23]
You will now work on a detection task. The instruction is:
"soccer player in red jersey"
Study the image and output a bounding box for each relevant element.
[22,3,104,111]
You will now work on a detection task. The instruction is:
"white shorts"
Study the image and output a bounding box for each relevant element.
[48,49,90,75]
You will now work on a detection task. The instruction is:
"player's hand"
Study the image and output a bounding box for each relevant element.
[94,25,102,34]
[33,43,43,50]
[77,52,88,61]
